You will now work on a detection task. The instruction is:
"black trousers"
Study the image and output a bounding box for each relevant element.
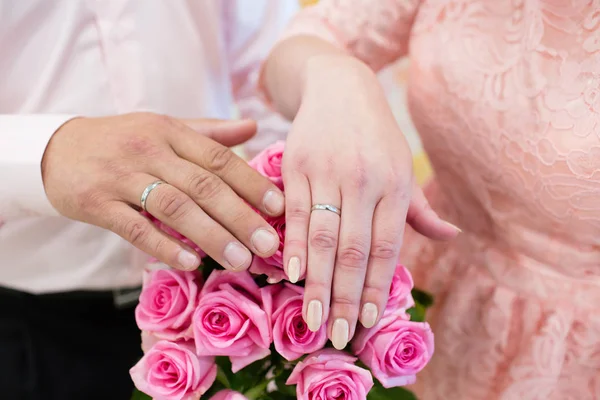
[0,287,143,400]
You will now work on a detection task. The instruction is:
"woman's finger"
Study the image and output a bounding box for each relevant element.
[328,193,375,349]
[303,183,341,334]
[121,175,253,271]
[101,202,202,271]
[406,183,460,239]
[359,192,408,328]
[150,157,280,258]
[282,170,311,284]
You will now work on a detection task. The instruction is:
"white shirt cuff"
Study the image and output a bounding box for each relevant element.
[0,114,76,217]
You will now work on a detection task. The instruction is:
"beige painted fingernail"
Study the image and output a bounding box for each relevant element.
[287,257,300,283]
[224,242,251,270]
[361,303,378,328]
[444,221,462,233]
[263,190,284,215]
[177,249,200,270]
[306,300,323,332]
[251,229,278,254]
[332,318,350,350]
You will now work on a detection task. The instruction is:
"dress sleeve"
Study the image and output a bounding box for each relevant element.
[283,0,422,71]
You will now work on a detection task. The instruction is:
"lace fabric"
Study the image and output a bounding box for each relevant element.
[288,0,600,398]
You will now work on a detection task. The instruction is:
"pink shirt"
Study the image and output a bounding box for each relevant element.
[0,0,297,294]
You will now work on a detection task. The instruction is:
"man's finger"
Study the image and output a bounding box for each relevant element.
[103,202,202,271]
[179,118,257,147]
[171,129,285,217]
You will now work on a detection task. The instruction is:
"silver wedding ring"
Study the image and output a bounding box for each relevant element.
[140,180,165,211]
[311,204,341,216]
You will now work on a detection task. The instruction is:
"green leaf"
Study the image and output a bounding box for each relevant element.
[243,380,269,400]
[367,381,418,400]
[216,365,231,388]
[260,391,296,400]
[274,375,296,397]
[130,389,152,400]
[203,381,228,399]
[411,288,434,309]
[406,302,426,322]
[216,356,272,393]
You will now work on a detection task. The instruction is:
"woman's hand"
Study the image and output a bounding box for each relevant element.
[280,55,459,350]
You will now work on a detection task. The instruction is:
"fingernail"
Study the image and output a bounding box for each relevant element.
[361,303,378,328]
[444,221,462,233]
[177,249,200,270]
[332,318,350,350]
[251,229,278,254]
[263,190,284,215]
[224,242,251,270]
[306,300,323,332]
[287,257,300,283]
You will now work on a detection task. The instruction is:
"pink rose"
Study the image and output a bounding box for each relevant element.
[209,390,248,400]
[352,313,434,388]
[387,265,415,312]
[287,349,374,400]
[248,141,284,188]
[130,340,216,400]
[192,270,272,372]
[142,212,206,262]
[141,331,160,353]
[264,283,327,361]
[249,214,289,282]
[136,269,202,340]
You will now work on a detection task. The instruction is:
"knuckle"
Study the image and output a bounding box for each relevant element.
[229,209,250,226]
[122,219,150,246]
[288,152,309,170]
[309,229,338,251]
[151,238,170,261]
[204,145,235,173]
[103,159,132,181]
[337,242,369,268]
[332,294,359,308]
[305,280,331,295]
[187,173,223,202]
[286,237,308,249]
[362,285,389,300]
[349,173,369,194]
[346,158,369,193]
[75,188,104,214]
[122,135,162,158]
[286,205,309,222]
[370,239,399,261]
[388,173,412,196]
[155,190,191,220]
[141,112,172,128]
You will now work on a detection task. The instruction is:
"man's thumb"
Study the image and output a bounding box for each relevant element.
[179,118,257,147]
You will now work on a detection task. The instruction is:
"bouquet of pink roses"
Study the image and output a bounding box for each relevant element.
[130,142,435,400]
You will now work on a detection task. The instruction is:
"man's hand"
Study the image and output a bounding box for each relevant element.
[42,112,285,271]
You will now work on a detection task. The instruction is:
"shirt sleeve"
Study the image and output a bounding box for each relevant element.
[223,0,299,158]
[0,114,75,219]
[281,0,422,72]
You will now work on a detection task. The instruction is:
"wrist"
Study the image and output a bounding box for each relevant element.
[41,116,82,186]
[302,54,383,102]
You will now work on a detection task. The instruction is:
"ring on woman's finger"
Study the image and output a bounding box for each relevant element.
[140,180,165,211]
[311,203,341,216]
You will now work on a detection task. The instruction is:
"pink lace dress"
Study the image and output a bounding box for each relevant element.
[286,1,600,399]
